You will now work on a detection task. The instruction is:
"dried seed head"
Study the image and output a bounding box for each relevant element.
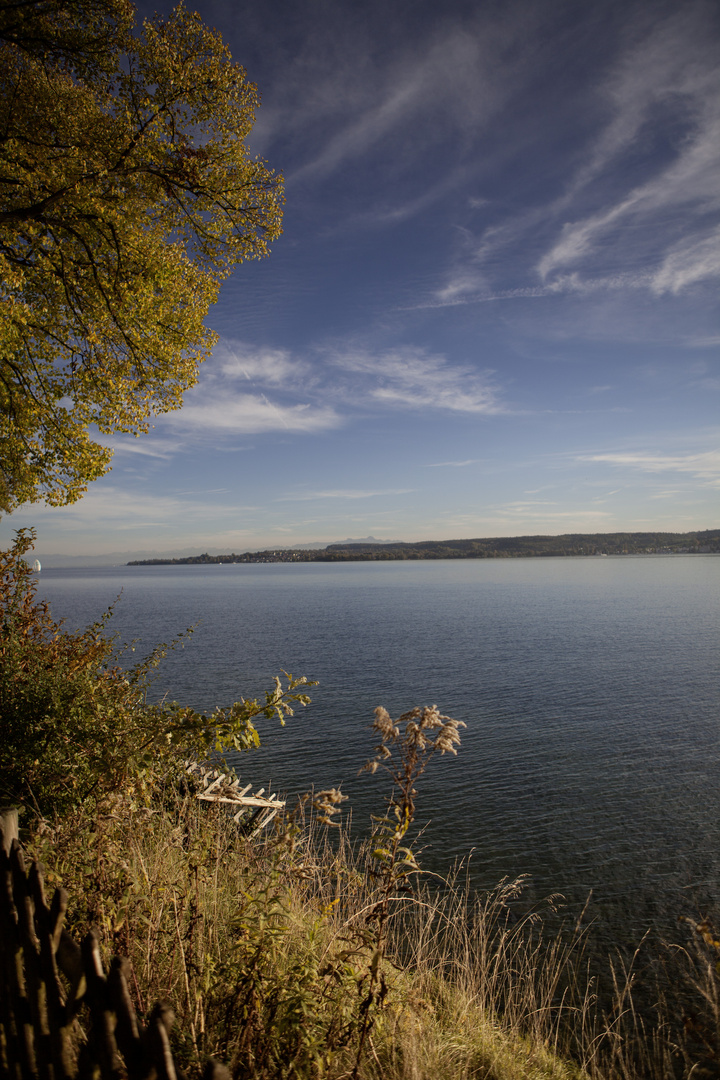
[434,719,466,754]
[313,787,348,825]
[373,706,399,741]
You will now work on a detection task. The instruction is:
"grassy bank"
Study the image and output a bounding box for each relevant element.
[3,529,718,1079]
[21,776,719,1080]
[26,788,586,1080]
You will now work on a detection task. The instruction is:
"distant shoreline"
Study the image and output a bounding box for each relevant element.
[128,529,720,565]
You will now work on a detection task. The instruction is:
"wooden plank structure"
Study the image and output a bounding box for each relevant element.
[0,810,228,1080]
[185,763,285,837]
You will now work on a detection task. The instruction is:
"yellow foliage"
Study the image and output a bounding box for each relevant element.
[0,0,283,510]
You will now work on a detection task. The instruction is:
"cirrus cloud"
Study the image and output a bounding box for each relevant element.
[578,449,720,487]
[333,346,501,414]
[176,394,341,434]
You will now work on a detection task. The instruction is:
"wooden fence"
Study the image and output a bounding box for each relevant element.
[184,763,284,835]
[0,810,227,1080]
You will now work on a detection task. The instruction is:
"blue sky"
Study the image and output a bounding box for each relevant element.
[6,0,720,560]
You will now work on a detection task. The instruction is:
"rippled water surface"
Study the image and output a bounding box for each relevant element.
[36,556,720,945]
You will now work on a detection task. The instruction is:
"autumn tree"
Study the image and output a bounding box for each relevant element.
[0,0,283,512]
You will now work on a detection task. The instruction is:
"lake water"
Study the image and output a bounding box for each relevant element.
[34,555,720,952]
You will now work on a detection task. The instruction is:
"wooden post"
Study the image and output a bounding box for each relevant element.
[0,806,19,854]
[0,821,224,1080]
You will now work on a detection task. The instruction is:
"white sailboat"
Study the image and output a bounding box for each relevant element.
[33,559,41,572]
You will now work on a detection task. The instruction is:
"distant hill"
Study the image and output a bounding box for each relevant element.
[128,529,720,565]
[289,535,396,550]
[33,536,401,567]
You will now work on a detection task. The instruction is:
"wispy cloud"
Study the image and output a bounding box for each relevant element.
[650,226,720,294]
[176,395,341,435]
[138,337,506,453]
[437,507,614,534]
[424,459,478,468]
[277,488,414,502]
[578,449,720,486]
[215,341,306,386]
[333,347,501,414]
[285,26,509,185]
[5,483,279,557]
[10,487,229,531]
[536,10,720,290]
[340,166,473,230]
[557,8,716,197]
[290,69,429,183]
[491,507,612,523]
[498,500,558,509]
[428,6,720,308]
[423,270,657,309]
[157,340,338,436]
[95,435,180,460]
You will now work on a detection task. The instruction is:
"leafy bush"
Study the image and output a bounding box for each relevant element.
[8,528,714,1079]
[0,529,312,816]
[28,701,592,1080]
[20,666,712,1079]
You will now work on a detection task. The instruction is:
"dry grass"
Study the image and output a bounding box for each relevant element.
[32,792,590,1079]
[24,699,719,1080]
[6,531,715,1080]
[26,784,718,1080]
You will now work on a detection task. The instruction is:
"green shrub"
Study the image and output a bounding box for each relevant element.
[28,702,594,1080]
[28,779,592,1080]
[0,528,312,816]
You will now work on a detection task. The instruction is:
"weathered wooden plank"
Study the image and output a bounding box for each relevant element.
[7,842,40,1079]
[29,861,74,1080]
[202,774,227,796]
[1,836,206,1080]
[145,1004,179,1080]
[83,932,125,1080]
[0,829,24,1080]
[197,795,284,809]
[0,810,19,856]
[106,958,144,1080]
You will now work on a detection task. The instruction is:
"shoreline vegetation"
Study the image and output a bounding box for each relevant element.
[3,527,720,1078]
[25,785,718,1080]
[127,529,720,565]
